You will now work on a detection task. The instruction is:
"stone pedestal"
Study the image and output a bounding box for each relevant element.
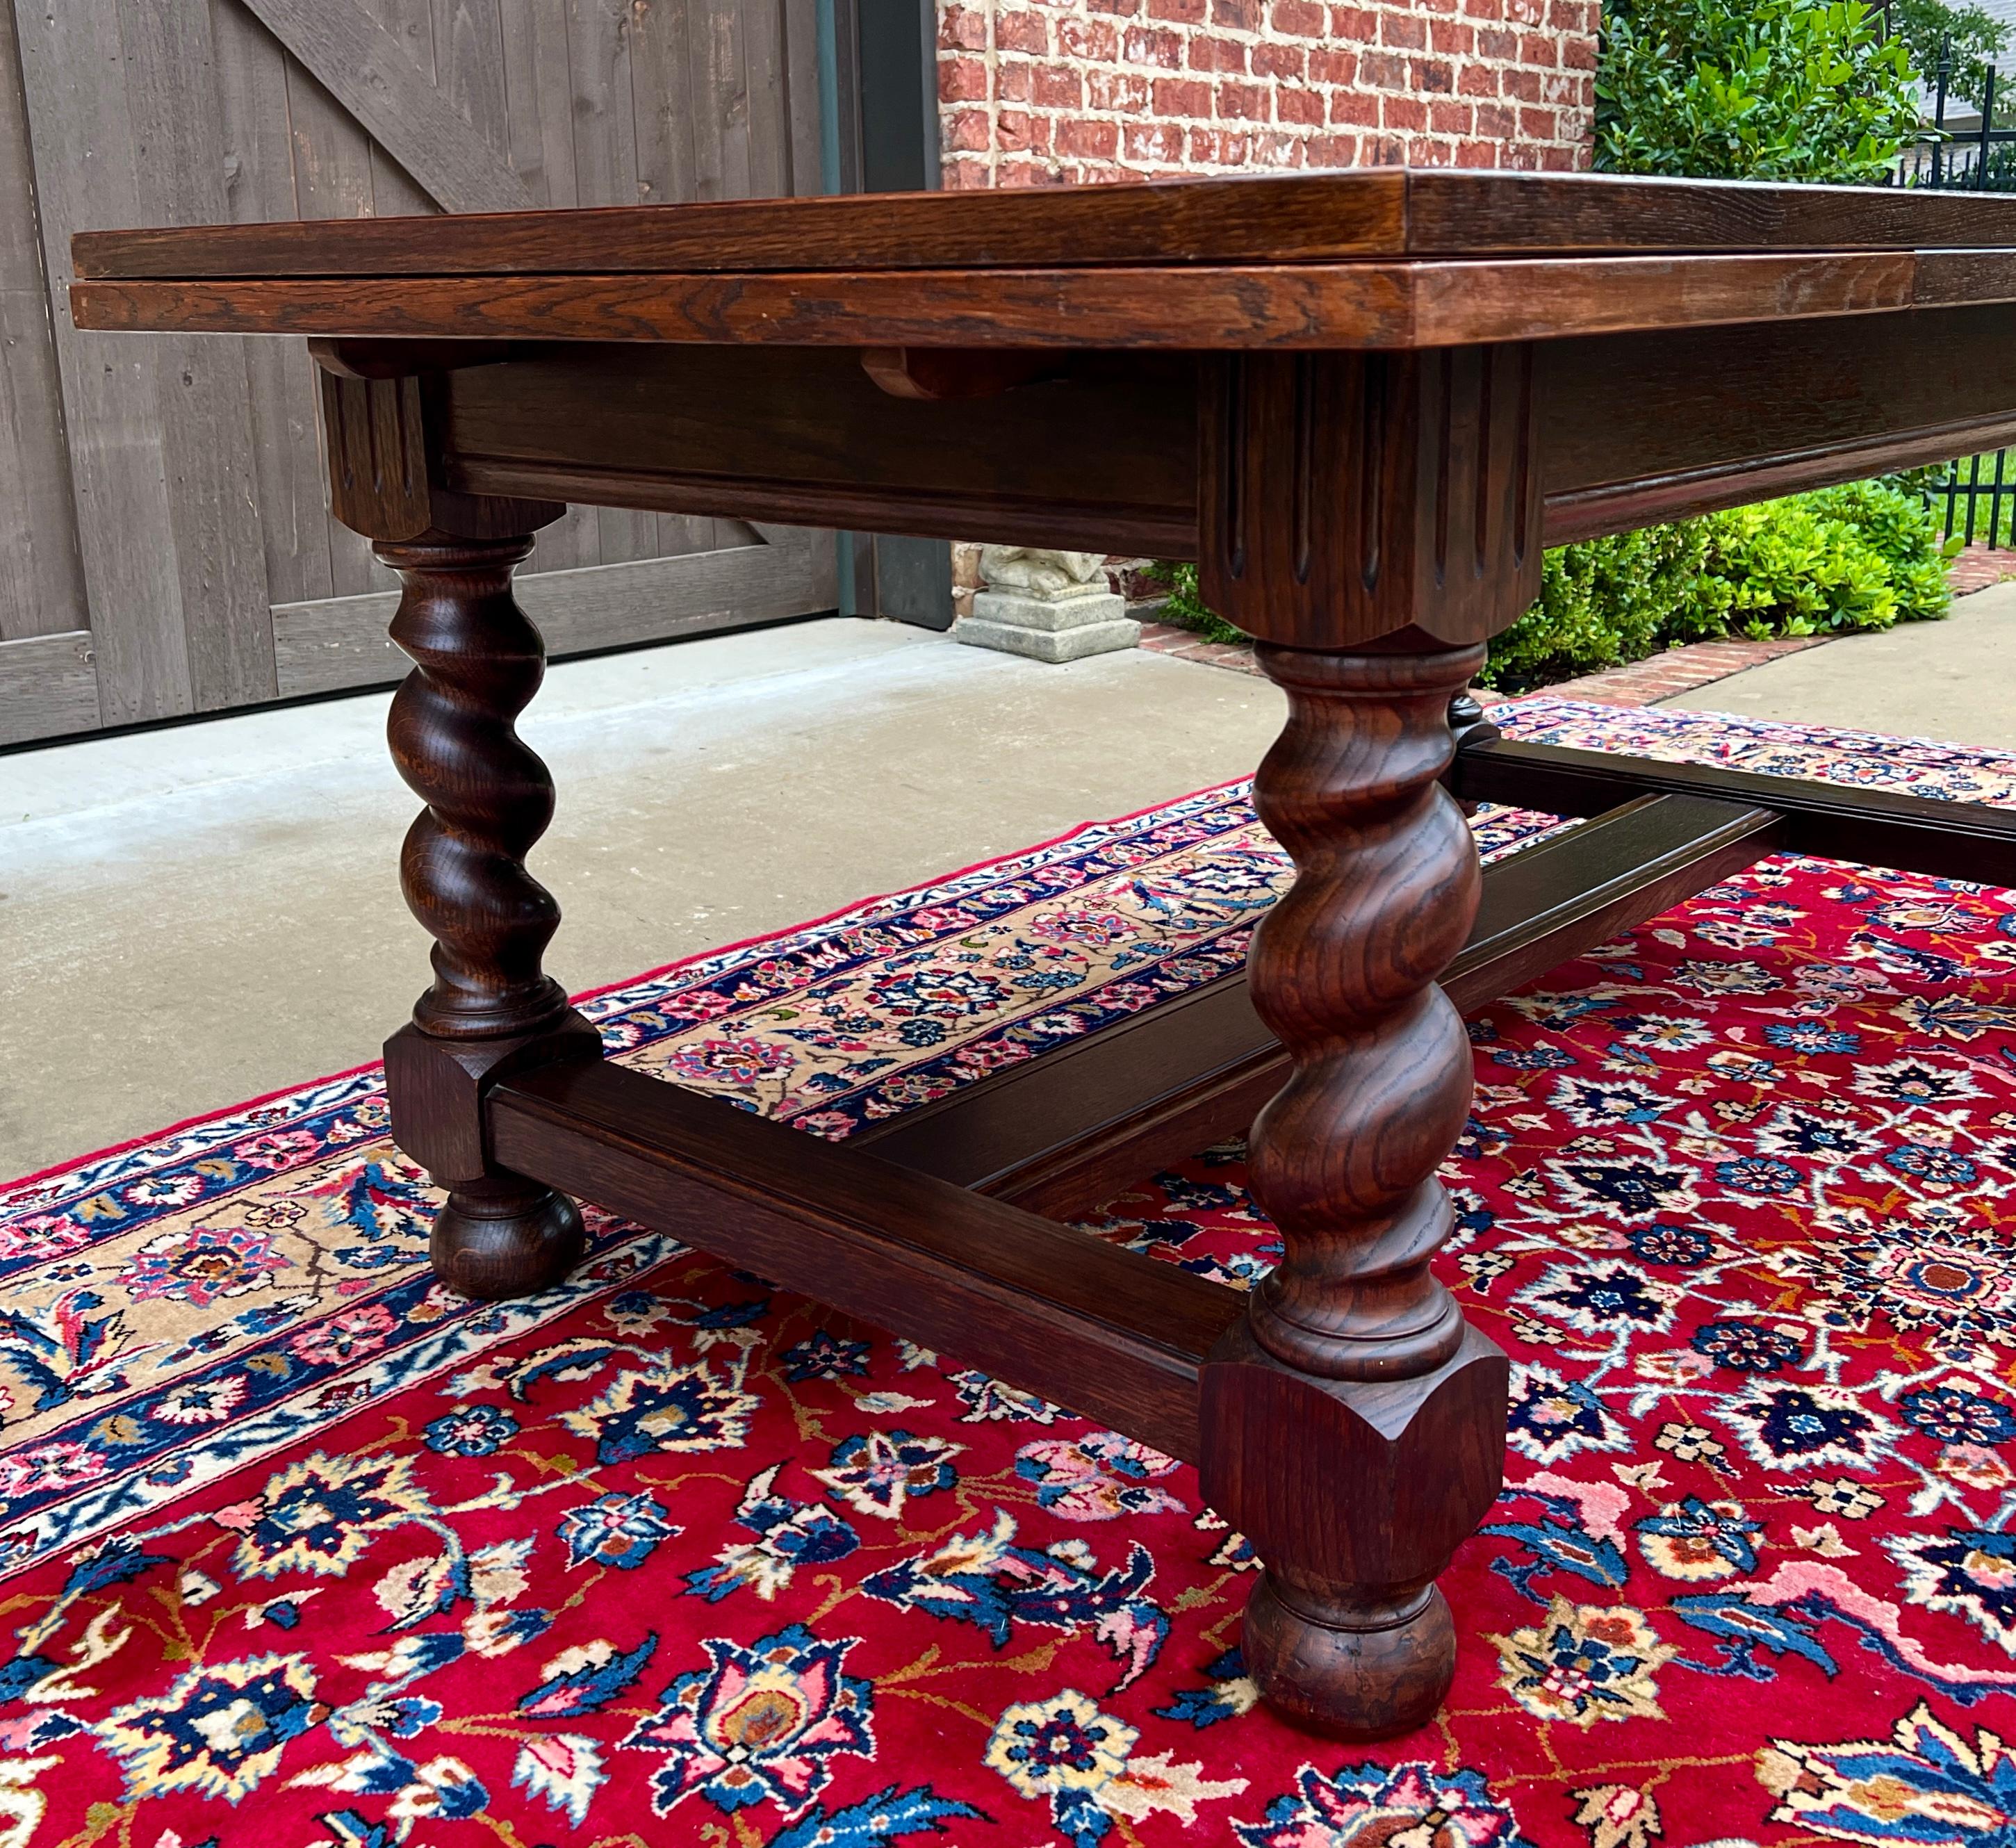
[953,546,1140,664]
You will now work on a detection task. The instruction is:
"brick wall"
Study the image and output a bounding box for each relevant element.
[935,0,1598,187]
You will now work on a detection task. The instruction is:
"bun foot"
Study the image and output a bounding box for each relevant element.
[432,1176,584,1300]
[1243,1573,1456,1741]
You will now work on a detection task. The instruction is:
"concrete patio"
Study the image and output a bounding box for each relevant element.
[1660,577,2016,749]
[0,619,1285,1179]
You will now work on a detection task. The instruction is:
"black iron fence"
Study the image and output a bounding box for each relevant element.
[1929,452,2016,552]
[1894,46,2016,189]
[1885,34,2016,547]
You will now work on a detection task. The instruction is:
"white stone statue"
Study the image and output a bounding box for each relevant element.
[956,544,1140,664]
[978,546,1108,600]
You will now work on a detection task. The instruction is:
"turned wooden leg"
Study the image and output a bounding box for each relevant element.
[1188,344,1539,1739]
[1200,637,1508,1738]
[379,534,600,1300]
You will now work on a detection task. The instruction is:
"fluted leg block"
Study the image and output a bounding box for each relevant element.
[1202,636,1509,1739]
[379,534,600,1300]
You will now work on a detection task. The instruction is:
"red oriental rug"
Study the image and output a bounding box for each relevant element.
[3,697,2015,1847]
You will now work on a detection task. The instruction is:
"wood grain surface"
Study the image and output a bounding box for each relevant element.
[71,169,2016,281]
[69,252,1936,351]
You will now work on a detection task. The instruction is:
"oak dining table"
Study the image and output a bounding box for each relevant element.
[68,168,2016,1742]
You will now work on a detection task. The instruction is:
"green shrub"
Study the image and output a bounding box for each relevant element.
[1595,0,1921,183]
[1485,480,1954,691]
[1148,480,1956,694]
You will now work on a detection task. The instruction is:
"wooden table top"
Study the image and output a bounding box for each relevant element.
[69,170,2016,352]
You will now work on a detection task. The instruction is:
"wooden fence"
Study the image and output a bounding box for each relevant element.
[0,0,839,746]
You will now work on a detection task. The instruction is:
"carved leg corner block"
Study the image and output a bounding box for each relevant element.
[1199,1320,1509,1738]
[377,532,600,1302]
[382,1015,601,1299]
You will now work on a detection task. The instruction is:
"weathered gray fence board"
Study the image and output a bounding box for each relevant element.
[15,0,199,725]
[3,0,833,741]
[782,0,823,190]
[273,543,832,696]
[354,0,439,219]
[0,631,100,746]
[213,0,339,612]
[629,0,720,562]
[491,0,596,572]
[233,0,536,213]
[120,0,278,711]
[0,0,88,653]
[565,0,664,568]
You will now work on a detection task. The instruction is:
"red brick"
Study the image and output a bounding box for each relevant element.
[934,0,1593,182]
[995,6,1052,51]
[1190,33,1248,71]
[939,6,989,51]
[1056,18,1119,57]
[944,106,993,152]
[1032,64,1085,106]
[1329,87,1381,126]
[1123,119,1187,161]
[1277,83,1325,124]
[1055,115,1120,156]
[1218,79,1272,118]
[939,54,992,101]
[1153,74,1215,115]
[1122,24,1185,64]
[1089,67,1152,108]
[1359,49,1407,89]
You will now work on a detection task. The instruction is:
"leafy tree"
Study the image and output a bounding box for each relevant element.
[1886,0,2010,109]
[1596,0,1922,182]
